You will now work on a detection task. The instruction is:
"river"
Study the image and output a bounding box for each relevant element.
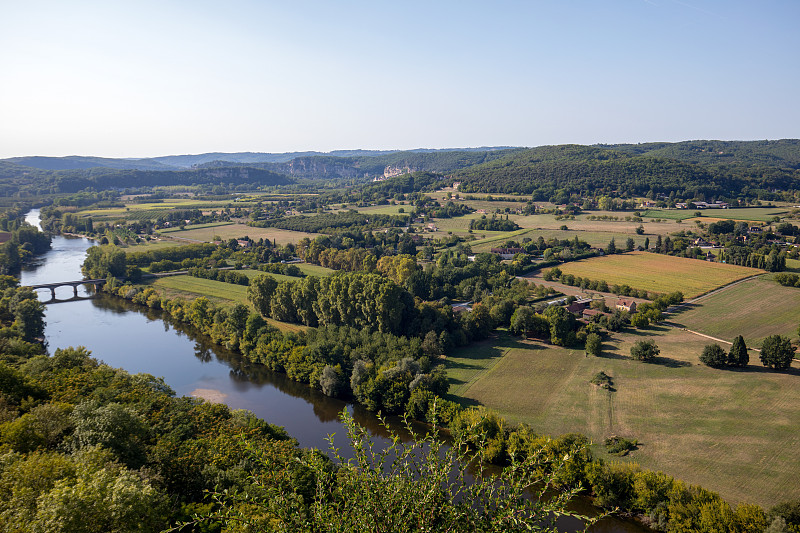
[20,209,648,533]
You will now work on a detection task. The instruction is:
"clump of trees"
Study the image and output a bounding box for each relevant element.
[760,335,796,370]
[700,337,750,369]
[469,214,520,231]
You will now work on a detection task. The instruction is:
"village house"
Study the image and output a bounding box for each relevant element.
[582,308,607,321]
[616,299,637,313]
[490,247,523,259]
[565,298,592,315]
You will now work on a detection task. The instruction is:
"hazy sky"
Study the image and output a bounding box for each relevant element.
[1,1,798,158]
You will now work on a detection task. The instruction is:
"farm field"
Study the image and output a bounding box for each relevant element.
[80,199,235,220]
[121,238,192,253]
[450,328,800,507]
[642,207,788,222]
[469,228,652,251]
[669,275,800,346]
[148,275,307,333]
[640,209,702,221]
[445,334,519,397]
[159,221,234,233]
[150,275,250,306]
[427,211,684,250]
[353,204,409,215]
[557,251,761,298]
[162,223,321,245]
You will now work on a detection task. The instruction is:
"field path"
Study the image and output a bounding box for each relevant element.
[660,273,766,348]
[660,322,762,352]
[669,274,764,309]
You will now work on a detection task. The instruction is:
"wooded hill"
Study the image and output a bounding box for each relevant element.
[0,163,293,195]
[0,147,520,195]
[454,140,800,200]
[2,140,800,198]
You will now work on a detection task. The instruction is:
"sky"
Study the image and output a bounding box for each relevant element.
[1,0,798,158]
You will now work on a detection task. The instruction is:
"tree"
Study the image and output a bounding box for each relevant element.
[543,305,576,346]
[760,335,795,370]
[247,274,278,318]
[606,238,616,255]
[183,409,599,532]
[421,330,443,356]
[585,333,602,356]
[700,344,728,368]
[625,237,635,251]
[13,298,46,341]
[644,237,650,250]
[728,335,749,367]
[629,313,649,329]
[630,339,659,362]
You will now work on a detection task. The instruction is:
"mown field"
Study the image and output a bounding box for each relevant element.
[121,238,192,253]
[162,223,320,245]
[353,204,409,215]
[425,209,685,250]
[80,199,236,220]
[670,275,800,346]
[557,251,761,298]
[151,275,249,306]
[148,275,306,333]
[642,207,789,222]
[159,221,234,233]
[448,328,800,507]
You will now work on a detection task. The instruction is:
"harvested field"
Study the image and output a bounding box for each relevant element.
[162,223,321,245]
[670,275,800,346]
[451,328,800,507]
[557,251,761,298]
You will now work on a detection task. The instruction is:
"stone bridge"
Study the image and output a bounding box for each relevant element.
[26,279,107,301]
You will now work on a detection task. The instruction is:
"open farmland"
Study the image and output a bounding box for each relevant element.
[80,199,235,220]
[429,210,685,250]
[669,275,800,346]
[159,221,234,233]
[161,223,321,245]
[150,276,250,306]
[449,328,800,507]
[148,275,306,333]
[642,207,789,222]
[556,251,761,298]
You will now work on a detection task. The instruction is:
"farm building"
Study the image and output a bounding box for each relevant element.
[616,299,637,313]
[490,247,523,259]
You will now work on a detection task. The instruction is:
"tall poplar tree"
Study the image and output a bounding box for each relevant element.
[728,335,749,367]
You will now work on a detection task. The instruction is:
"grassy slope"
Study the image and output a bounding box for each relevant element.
[449,327,800,507]
[557,251,761,298]
[669,275,800,346]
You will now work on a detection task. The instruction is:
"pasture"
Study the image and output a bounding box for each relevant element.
[148,275,306,333]
[556,251,761,298]
[162,223,321,245]
[448,328,800,507]
[159,221,234,233]
[151,275,250,306]
[669,275,800,346]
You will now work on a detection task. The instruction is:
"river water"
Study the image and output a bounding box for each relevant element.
[20,210,648,533]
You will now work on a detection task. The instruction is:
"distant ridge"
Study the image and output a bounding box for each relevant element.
[4,147,519,171]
